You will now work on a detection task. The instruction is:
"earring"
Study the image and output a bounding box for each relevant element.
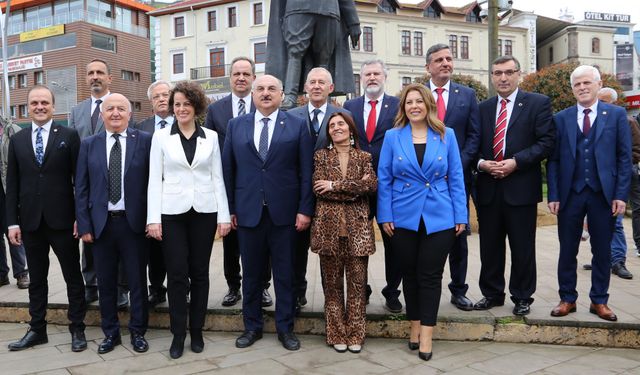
[328,142,333,150]
[350,135,355,147]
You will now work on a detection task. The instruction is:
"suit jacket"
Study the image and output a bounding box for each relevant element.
[476,90,555,206]
[147,125,230,224]
[286,103,351,151]
[426,81,481,172]
[377,126,467,234]
[6,122,80,231]
[547,102,631,206]
[1,122,22,190]
[70,97,135,139]
[135,116,173,135]
[75,127,152,239]
[310,147,377,256]
[204,94,255,151]
[222,111,314,227]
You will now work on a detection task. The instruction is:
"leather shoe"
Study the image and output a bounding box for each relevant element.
[71,331,87,352]
[550,301,576,317]
[419,351,433,361]
[384,297,403,313]
[85,288,99,304]
[450,295,474,311]
[278,332,300,351]
[512,300,531,316]
[130,333,148,353]
[366,285,372,305]
[16,273,30,289]
[169,335,185,359]
[235,330,262,348]
[473,297,504,310]
[222,288,241,307]
[262,289,273,307]
[612,263,633,280]
[117,291,129,310]
[148,291,166,307]
[0,275,9,287]
[408,341,419,351]
[583,264,592,270]
[8,329,48,351]
[190,330,204,353]
[97,335,121,354]
[589,303,618,321]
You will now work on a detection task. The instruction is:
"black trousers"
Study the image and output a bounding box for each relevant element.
[93,215,149,337]
[162,209,217,336]
[148,238,166,295]
[223,229,271,291]
[379,223,402,300]
[393,222,455,326]
[23,219,86,333]
[448,190,470,296]
[293,228,310,300]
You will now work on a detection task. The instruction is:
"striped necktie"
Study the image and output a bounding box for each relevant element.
[492,98,509,161]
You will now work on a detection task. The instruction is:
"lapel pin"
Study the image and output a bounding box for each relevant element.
[280,120,285,125]
[455,89,459,93]
[398,156,403,160]
[518,103,523,107]
[433,136,437,140]
[384,104,388,108]
[132,133,136,138]
[602,111,607,115]
[53,128,58,132]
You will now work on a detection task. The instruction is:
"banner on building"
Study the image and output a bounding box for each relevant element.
[616,44,634,91]
[20,25,65,43]
[0,55,43,73]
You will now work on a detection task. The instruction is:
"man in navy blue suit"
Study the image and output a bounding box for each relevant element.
[223,75,313,351]
[547,65,631,322]
[425,43,481,311]
[343,59,402,313]
[75,93,152,353]
[204,57,272,308]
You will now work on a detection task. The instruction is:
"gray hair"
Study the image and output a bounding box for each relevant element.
[426,43,450,64]
[570,65,601,86]
[306,67,333,85]
[146,80,173,100]
[360,59,389,78]
[598,87,618,102]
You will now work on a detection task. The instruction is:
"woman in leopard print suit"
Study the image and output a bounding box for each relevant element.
[311,111,377,354]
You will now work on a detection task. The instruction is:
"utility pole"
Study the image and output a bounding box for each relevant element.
[0,1,11,118]
[487,0,498,97]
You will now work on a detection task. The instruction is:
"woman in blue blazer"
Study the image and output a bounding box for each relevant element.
[377,84,467,361]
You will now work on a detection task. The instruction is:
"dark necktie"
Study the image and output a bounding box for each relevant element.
[492,98,509,161]
[259,118,269,161]
[91,99,102,134]
[583,108,592,136]
[311,108,321,134]
[435,87,446,122]
[35,127,44,166]
[159,120,167,129]
[109,133,122,204]
[366,100,378,142]
[238,99,246,116]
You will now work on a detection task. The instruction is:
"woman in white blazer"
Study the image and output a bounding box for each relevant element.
[147,81,231,359]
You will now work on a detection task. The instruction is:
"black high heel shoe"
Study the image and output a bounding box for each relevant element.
[170,334,185,359]
[408,341,419,351]
[418,351,433,361]
[190,330,204,353]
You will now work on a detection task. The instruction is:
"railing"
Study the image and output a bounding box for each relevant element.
[190,64,232,80]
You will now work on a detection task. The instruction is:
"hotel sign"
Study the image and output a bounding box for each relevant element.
[584,12,630,23]
[0,55,43,73]
[20,25,65,42]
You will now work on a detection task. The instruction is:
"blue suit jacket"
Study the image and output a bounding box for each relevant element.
[547,101,631,206]
[377,126,467,234]
[75,127,152,239]
[286,103,351,151]
[204,94,255,151]
[222,111,314,227]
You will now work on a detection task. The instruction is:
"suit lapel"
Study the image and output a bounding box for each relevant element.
[566,106,578,159]
[223,96,234,123]
[124,128,137,176]
[190,134,208,170]
[444,83,459,123]
[169,132,191,168]
[354,96,366,138]
[245,114,260,159]
[97,131,109,182]
[399,125,421,175]
[316,105,334,149]
[422,128,440,174]
[266,112,287,163]
[484,97,498,157]
[507,91,525,131]
[593,103,608,144]
[375,95,392,138]
[41,123,60,167]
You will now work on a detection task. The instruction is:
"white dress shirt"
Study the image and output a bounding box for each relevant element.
[492,88,519,156]
[577,100,599,132]
[308,102,328,128]
[429,79,451,109]
[31,120,52,153]
[154,115,174,131]
[254,110,279,151]
[92,92,111,113]
[105,129,126,211]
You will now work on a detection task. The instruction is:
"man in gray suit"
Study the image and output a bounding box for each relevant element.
[135,80,173,308]
[287,67,350,313]
[69,59,129,307]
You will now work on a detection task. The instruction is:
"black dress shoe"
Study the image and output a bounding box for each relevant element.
[473,297,504,310]
[612,263,633,279]
[419,351,433,361]
[583,264,593,270]
[8,329,48,351]
[512,300,531,316]
[384,297,403,313]
[235,330,262,348]
[451,295,474,311]
[117,291,129,310]
[130,333,148,353]
[277,332,300,351]
[408,341,419,351]
[190,330,204,353]
[222,288,241,307]
[148,291,167,307]
[170,335,185,359]
[365,285,372,305]
[97,335,121,354]
[85,288,99,304]
[71,331,87,352]
[0,275,9,287]
[262,289,273,307]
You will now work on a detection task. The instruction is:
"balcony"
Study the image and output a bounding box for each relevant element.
[190,64,231,80]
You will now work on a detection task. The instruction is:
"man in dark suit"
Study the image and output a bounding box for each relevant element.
[6,85,87,352]
[425,43,481,311]
[75,93,152,353]
[475,56,555,316]
[135,80,173,308]
[223,74,313,351]
[204,57,273,308]
[343,59,402,313]
[287,67,350,313]
[69,59,129,307]
[547,65,631,322]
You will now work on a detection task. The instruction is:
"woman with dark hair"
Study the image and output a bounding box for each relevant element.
[377,83,467,361]
[310,111,377,354]
[147,81,231,359]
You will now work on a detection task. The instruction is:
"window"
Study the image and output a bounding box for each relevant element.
[402,77,412,88]
[121,70,134,81]
[549,47,553,63]
[34,71,44,85]
[91,31,116,52]
[19,105,28,118]
[592,38,600,54]
[414,31,423,56]
[378,0,396,13]
[134,72,140,81]
[253,3,263,25]
[174,16,185,37]
[8,76,16,89]
[498,39,503,56]
[354,74,361,97]
[8,11,24,35]
[504,40,512,56]
[461,36,469,59]
[10,106,17,119]
[254,42,266,64]
[449,35,458,58]
[209,48,225,77]
[132,101,141,111]
[363,26,373,52]
[173,53,184,74]
[228,7,237,28]
[207,11,217,31]
[466,10,481,23]
[401,31,411,55]
[18,74,28,88]
[423,6,440,19]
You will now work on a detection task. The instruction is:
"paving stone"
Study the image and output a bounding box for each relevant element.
[134,359,218,374]
[309,358,390,374]
[274,347,353,370]
[469,350,561,375]
[4,348,102,375]
[68,352,168,374]
[203,358,296,375]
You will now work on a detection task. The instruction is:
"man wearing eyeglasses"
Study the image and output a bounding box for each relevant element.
[474,55,555,316]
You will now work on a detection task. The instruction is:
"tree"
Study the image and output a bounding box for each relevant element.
[414,73,489,102]
[520,63,625,113]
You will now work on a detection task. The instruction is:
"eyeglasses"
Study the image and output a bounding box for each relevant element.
[492,69,519,77]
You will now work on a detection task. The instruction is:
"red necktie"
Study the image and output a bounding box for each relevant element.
[366,100,378,142]
[435,87,446,122]
[583,108,591,136]
[492,98,509,161]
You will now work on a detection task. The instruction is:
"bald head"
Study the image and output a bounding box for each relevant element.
[252,75,284,116]
[101,93,131,133]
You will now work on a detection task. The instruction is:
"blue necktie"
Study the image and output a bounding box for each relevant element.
[238,99,246,116]
[311,108,321,134]
[35,127,44,166]
[109,134,122,204]
[259,118,269,161]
